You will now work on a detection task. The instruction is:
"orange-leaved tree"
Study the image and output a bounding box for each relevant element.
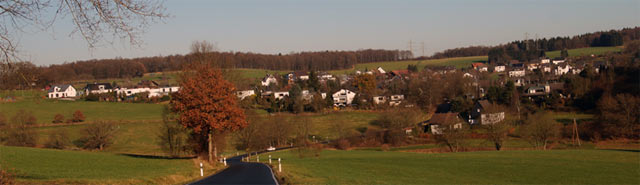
[170,64,247,162]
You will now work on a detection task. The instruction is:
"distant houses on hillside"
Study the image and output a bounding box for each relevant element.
[48,85,77,99]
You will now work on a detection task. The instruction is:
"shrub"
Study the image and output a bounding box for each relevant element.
[72,110,85,122]
[335,139,351,150]
[12,110,37,125]
[0,168,15,185]
[5,125,38,147]
[519,112,561,150]
[380,144,390,151]
[0,112,7,127]
[45,130,70,149]
[85,93,99,101]
[157,105,190,157]
[81,121,118,150]
[52,114,65,124]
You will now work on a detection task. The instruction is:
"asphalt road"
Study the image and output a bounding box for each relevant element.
[189,147,293,185]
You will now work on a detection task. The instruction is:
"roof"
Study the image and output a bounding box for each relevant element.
[390,70,410,76]
[48,84,73,93]
[428,113,462,125]
[435,102,452,113]
[85,83,113,91]
[293,71,308,76]
[472,63,486,68]
[477,100,491,109]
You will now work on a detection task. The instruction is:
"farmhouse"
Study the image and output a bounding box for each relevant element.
[85,83,114,95]
[261,74,278,86]
[508,68,526,77]
[377,67,386,74]
[524,84,551,96]
[469,100,505,125]
[423,112,463,135]
[48,84,77,98]
[236,90,255,100]
[471,63,488,72]
[389,94,405,106]
[274,91,289,100]
[332,89,356,107]
[493,65,505,72]
[373,96,387,105]
[554,64,572,75]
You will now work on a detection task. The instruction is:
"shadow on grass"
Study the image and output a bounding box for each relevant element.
[600,149,640,153]
[119,153,197,160]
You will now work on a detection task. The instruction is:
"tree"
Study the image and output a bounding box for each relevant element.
[81,121,118,150]
[482,104,510,151]
[45,130,70,149]
[596,94,640,138]
[5,111,38,147]
[560,48,569,58]
[1,0,168,64]
[52,114,65,124]
[72,110,85,122]
[0,112,6,128]
[170,63,247,163]
[158,105,190,157]
[434,117,468,152]
[12,110,37,125]
[519,112,560,150]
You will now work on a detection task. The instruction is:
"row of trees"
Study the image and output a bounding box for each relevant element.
[427,27,640,63]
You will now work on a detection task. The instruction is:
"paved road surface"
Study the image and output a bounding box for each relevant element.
[189,147,292,185]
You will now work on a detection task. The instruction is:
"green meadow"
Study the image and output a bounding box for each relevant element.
[261,149,640,184]
[545,46,622,59]
[329,56,487,75]
[0,146,202,184]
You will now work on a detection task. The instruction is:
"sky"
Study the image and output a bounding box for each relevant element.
[18,0,640,66]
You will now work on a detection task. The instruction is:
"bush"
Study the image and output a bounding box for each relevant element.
[380,144,390,151]
[335,139,351,150]
[72,110,85,122]
[0,168,15,185]
[81,121,118,150]
[5,110,38,147]
[519,112,561,150]
[85,93,99,101]
[52,114,65,124]
[12,110,37,125]
[45,130,70,149]
[157,105,190,157]
[0,112,7,128]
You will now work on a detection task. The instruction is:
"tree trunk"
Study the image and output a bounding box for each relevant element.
[208,132,213,163]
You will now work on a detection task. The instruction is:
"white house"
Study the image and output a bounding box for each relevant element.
[372,96,387,105]
[236,90,255,100]
[274,91,289,100]
[377,67,386,74]
[554,64,572,75]
[319,74,335,81]
[48,85,76,98]
[117,86,179,98]
[463,73,474,78]
[85,83,114,95]
[514,78,526,87]
[332,89,356,107]
[508,68,526,77]
[389,95,404,106]
[261,75,278,86]
[527,63,539,71]
[526,84,551,95]
[541,59,550,64]
[494,65,505,72]
[552,59,565,65]
[321,93,327,99]
[542,65,552,73]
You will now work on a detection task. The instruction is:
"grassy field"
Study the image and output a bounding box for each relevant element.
[0,146,205,184]
[329,56,487,75]
[261,149,640,184]
[545,46,622,59]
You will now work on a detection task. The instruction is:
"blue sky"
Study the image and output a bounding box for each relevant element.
[20,0,639,65]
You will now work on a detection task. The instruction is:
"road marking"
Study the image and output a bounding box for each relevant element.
[262,163,280,185]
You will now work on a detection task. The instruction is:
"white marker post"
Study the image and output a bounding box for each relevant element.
[257,155,260,162]
[278,158,282,172]
[269,155,272,164]
[200,162,204,177]
[223,157,227,166]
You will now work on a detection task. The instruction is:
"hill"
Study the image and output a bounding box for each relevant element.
[545,46,622,59]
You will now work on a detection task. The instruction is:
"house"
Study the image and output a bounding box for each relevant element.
[513,78,526,87]
[294,71,309,80]
[85,83,113,95]
[541,58,550,64]
[48,84,76,98]
[552,59,565,65]
[372,96,387,105]
[389,94,404,106]
[553,64,572,75]
[508,68,526,77]
[469,100,505,125]
[423,112,463,135]
[274,91,289,100]
[472,63,488,72]
[526,63,539,71]
[377,67,386,74]
[541,64,552,73]
[261,75,278,86]
[236,90,255,100]
[510,60,524,68]
[389,70,410,77]
[463,73,474,78]
[425,66,456,74]
[524,84,551,96]
[494,65,506,72]
[319,73,335,81]
[332,89,356,107]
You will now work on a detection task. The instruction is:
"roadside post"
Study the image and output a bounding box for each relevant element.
[224,157,227,166]
[257,155,260,162]
[278,158,282,172]
[269,155,272,164]
[199,162,203,177]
